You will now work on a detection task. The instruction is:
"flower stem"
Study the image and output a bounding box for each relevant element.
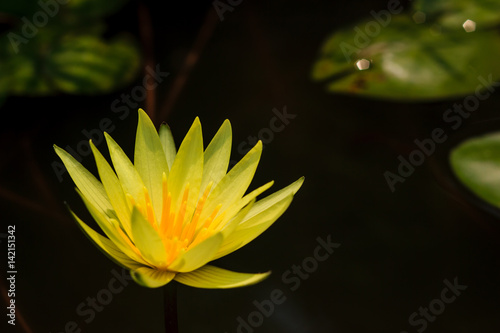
[163,283,179,333]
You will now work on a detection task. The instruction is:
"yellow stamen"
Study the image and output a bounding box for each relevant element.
[166,237,178,264]
[181,183,190,210]
[160,173,173,236]
[189,227,211,249]
[160,193,172,234]
[185,204,221,248]
[203,204,222,229]
[171,185,190,241]
[166,237,188,265]
[197,182,213,211]
[180,182,213,244]
[173,199,187,237]
[164,238,174,263]
[165,211,176,239]
[185,204,222,249]
[182,210,200,244]
[208,211,227,232]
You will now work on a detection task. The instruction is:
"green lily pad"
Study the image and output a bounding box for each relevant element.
[414,0,500,30]
[450,132,500,209]
[312,16,500,101]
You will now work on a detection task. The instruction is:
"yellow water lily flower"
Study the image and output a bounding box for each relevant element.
[54,109,303,288]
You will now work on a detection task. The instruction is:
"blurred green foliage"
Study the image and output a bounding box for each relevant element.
[0,0,140,102]
[450,132,500,209]
[312,0,500,100]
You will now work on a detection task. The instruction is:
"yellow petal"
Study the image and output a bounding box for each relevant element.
[167,117,204,220]
[104,132,146,209]
[131,207,168,267]
[135,109,169,222]
[201,141,262,224]
[69,208,142,270]
[54,144,114,219]
[214,193,294,259]
[174,265,270,289]
[159,122,176,171]
[168,232,223,272]
[75,188,148,266]
[221,180,274,229]
[90,141,131,235]
[218,199,255,240]
[243,177,304,223]
[131,266,176,288]
[201,119,231,191]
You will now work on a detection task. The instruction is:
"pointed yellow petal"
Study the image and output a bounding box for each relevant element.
[201,141,262,223]
[159,122,176,171]
[54,144,114,218]
[201,119,232,191]
[167,117,204,218]
[90,141,131,234]
[69,209,142,270]
[214,194,294,259]
[75,188,148,266]
[135,109,169,222]
[243,177,304,223]
[104,132,146,208]
[131,267,176,288]
[131,207,168,267]
[216,199,255,246]
[168,233,223,272]
[221,180,273,228]
[174,265,270,289]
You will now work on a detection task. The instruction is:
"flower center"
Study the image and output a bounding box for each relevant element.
[135,174,224,266]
